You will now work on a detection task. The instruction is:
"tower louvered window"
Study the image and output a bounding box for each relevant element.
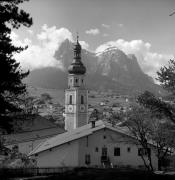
[81,95,84,104]
[69,95,72,104]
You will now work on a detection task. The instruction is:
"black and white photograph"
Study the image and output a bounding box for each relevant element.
[0,0,175,179]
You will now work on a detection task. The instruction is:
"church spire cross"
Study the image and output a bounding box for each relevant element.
[76,32,79,43]
[68,34,86,75]
[74,32,81,59]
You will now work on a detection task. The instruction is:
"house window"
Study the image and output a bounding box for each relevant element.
[138,148,151,156]
[103,135,106,139]
[95,147,99,152]
[86,136,88,147]
[114,147,120,156]
[127,147,131,153]
[85,154,91,165]
[81,95,84,104]
[69,95,72,104]
[102,147,107,156]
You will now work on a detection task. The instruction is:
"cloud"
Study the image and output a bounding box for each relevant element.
[79,41,89,50]
[27,29,33,35]
[11,26,173,82]
[11,32,32,48]
[12,24,74,70]
[85,28,100,35]
[102,24,110,28]
[118,24,124,27]
[95,39,173,80]
[103,33,109,37]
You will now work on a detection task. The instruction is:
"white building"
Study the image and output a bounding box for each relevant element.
[29,36,158,169]
[29,120,158,169]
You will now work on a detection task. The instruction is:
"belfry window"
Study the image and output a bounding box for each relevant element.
[69,95,72,104]
[81,95,84,104]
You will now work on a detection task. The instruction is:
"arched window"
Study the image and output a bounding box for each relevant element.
[81,95,84,104]
[69,95,72,104]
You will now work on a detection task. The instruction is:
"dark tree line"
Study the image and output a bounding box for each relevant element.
[0,0,32,132]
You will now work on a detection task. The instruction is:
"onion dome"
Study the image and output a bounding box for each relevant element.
[68,35,86,75]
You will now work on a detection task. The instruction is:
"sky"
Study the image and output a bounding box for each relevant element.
[12,0,175,80]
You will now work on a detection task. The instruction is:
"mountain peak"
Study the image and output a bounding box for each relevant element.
[26,41,164,95]
[127,54,137,60]
[96,46,122,56]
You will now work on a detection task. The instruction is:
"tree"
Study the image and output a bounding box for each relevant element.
[155,59,175,124]
[125,105,154,171]
[0,0,32,132]
[40,93,52,103]
[105,109,125,126]
[150,120,175,170]
[157,59,175,96]
[137,91,175,124]
[125,104,175,171]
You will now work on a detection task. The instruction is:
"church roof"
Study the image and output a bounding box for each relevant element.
[68,36,86,75]
[29,120,131,156]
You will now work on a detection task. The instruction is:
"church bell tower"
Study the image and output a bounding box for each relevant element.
[65,35,88,131]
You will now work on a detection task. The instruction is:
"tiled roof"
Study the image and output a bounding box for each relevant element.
[4,127,65,145]
[29,120,131,156]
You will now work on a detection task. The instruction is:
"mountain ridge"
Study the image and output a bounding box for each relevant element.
[25,39,164,96]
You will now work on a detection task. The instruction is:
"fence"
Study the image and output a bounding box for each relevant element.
[0,167,74,178]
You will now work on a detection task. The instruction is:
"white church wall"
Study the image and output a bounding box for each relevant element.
[35,140,79,167]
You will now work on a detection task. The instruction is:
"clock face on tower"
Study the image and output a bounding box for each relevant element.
[68,105,73,113]
[79,105,86,112]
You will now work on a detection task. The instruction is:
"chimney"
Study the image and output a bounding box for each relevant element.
[91,119,95,128]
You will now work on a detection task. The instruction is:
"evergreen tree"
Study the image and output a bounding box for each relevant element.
[137,91,175,124]
[137,59,175,124]
[157,59,175,96]
[0,0,32,132]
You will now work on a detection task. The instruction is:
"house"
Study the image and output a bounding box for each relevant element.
[4,126,64,155]
[3,118,65,155]
[29,120,158,169]
[3,114,65,155]
[28,36,158,170]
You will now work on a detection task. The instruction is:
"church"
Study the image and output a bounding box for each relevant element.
[29,37,158,169]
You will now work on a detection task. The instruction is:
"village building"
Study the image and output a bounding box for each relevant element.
[29,36,158,169]
[3,116,65,154]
